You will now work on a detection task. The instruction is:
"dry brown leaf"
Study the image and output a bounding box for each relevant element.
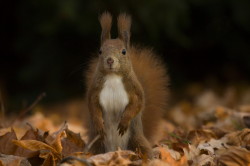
[0,128,11,137]
[13,139,64,165]
[224,128,250,148]
[88,150,136,166]
[13,140,57,153]
[12,139,61,161]
[217,146,250,166]
[45,122,67,154]
[107,151,132,166]
[0,154,31,166]
[61,126,85,157]
[42,153,56,166]
[183,144,200,161]
[13,126,44,158]
[197,139,226,155]
[159,146,188,166]
[207,127,227,138]
[70,152,93,159]
[153,145,181,160]
[187,129,217,146]
[0,128,18,155]
[191,154,215,166]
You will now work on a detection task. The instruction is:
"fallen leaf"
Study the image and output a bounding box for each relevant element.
[61,126,85,156]
[191,154,214,166]
[197,139,225,155]
[217,146,250,166]
[0,154,31,166]
[14,125,44,158]
[187,129,217,146]
[45,122,67,154]
[224,128,250,148]
[13,139,62,163]
[154,145,181,160]
[183,144,200,161]
[0,128,11,137]
[158,145,188,166]
[88,150,136,166]
[0,128,18,155]
[42,153,56,166]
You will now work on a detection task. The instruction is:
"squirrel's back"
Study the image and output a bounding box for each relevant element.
[86,46,169,144]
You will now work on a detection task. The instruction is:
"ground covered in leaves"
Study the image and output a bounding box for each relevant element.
[1,86,250,166]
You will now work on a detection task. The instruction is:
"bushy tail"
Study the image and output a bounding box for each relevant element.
[130,46,169,144]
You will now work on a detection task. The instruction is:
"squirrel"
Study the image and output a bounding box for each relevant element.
[86,12,169,158]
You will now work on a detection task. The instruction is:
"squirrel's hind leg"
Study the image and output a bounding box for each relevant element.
[128,114,153,159]
[128,133,153,159]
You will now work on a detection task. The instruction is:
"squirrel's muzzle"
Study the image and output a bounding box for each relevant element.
[107,57,114,65]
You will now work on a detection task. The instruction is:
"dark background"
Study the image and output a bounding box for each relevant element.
[1,0,250,110]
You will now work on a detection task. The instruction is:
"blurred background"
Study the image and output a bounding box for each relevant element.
[1,0,250,112]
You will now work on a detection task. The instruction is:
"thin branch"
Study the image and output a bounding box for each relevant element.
[0,90,5,123]
[84,135,101,152]
[10,92,46,126]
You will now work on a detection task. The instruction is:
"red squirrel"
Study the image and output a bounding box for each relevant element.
[86,12,169,157]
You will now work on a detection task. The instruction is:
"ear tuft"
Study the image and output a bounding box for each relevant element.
[99,12,112,45]
[117,13,131,48]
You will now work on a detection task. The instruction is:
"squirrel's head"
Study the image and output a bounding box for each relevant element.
[98,12,132,74]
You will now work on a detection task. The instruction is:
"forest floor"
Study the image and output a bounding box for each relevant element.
[1,85,250,166]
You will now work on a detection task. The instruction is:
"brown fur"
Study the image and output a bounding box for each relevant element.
[85,12,169,157]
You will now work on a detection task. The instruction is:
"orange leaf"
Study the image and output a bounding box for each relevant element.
[159,147,188,166]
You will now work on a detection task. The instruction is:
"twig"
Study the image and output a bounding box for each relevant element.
[0,90,5,123]
[84,135,101,152]
[10,92,46,126]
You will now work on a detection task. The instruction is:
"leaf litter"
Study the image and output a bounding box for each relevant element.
[1,87,250,165]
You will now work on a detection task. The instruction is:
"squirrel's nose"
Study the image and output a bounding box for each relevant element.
[107,58,114,65]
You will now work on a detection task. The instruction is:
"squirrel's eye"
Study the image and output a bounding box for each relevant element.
[99,50,102,54]
[122,49,126,55]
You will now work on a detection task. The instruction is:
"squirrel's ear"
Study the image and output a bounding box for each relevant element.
[117,13,131,48]
[99,12,112,45]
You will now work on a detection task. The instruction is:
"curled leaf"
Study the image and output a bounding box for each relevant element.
[217,147,250,166]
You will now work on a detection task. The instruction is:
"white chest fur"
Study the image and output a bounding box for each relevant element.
[100,74,129,112]
[99,74,130,151]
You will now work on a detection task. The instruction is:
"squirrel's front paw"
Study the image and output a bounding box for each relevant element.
[117,121,129,136]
